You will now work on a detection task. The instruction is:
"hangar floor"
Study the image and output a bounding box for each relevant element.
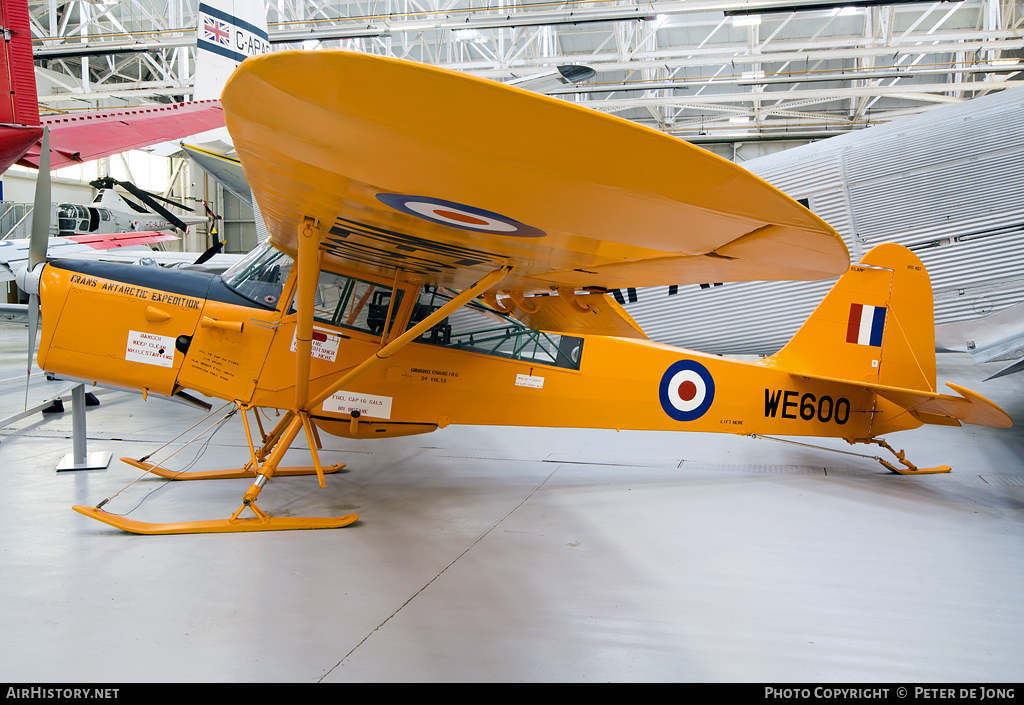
[0,320,1022,683]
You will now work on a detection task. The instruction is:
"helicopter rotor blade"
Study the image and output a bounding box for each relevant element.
[90,176,193,210]
[145,191,195,212]
[192,240,223,266]
[89,176,190,232]
[191,198,222,265]
[117,180,190,233]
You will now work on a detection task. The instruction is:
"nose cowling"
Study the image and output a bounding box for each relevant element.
[37,259,213,397]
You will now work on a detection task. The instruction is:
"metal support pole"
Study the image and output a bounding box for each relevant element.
[56,384,111,471]
[71,383,86,464]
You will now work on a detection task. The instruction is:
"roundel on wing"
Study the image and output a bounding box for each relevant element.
[659,360,715,422]
[376,194,546,238]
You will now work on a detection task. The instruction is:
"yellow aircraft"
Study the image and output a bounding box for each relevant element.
[20,51,1012,535]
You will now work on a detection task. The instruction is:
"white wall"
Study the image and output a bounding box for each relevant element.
[0,169,95,204]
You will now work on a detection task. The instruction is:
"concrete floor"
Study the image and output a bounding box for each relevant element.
[1,320,1023,683]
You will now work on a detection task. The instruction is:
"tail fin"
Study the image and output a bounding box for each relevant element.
[771,243,936,393]
[0,0,43,172]
[194,0,270,102]
[771,243,1011,432]
[0,0,40,128]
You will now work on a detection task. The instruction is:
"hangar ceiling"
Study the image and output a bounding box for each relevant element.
[23,0,1024,145]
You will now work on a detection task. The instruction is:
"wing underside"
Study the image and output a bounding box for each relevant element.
[222,51,849,297]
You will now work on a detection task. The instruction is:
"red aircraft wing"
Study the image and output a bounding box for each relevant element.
[64,231,180,249]
[17,101,225,171]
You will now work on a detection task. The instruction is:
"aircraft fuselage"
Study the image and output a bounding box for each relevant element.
[36,256,921,445]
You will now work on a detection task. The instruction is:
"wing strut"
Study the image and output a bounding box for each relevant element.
[72,215,512,534]
[232,220,512,527]
[303,264,513,413]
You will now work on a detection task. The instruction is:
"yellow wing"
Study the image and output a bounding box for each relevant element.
[222,50,848,294]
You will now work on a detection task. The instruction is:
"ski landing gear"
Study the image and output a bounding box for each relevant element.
[863,438,951,475]
[747,434,952,475]
[72,406,358,535]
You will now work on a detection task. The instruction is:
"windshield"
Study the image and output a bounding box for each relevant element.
[221,242,295,309]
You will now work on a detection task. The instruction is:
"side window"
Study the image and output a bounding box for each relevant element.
[307,270,403,337]
[407,285,582,370]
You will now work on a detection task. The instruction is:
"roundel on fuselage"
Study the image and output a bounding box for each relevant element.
[659,360,715,422]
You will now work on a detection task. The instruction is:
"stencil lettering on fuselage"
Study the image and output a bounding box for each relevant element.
[764,389,850,425]
[323,391,393,420]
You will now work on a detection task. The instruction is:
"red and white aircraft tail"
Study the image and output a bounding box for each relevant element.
[0,0,226,174]
[0,0,43,172]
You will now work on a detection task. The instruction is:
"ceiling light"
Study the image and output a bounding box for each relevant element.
[729,116,751,124]
[732,15,761,26]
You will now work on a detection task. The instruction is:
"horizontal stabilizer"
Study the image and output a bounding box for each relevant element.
[874,382,1011,428]
[773,243,1011,431]
[791,371,1012,428]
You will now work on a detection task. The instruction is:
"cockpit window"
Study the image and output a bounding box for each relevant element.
[288,268,404,337]
[56,203,91,234]
[221,242,295,309]
[406,285,583,370]
[57,204,78,234]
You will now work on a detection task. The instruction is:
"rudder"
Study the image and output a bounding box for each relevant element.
[0,0,40,127]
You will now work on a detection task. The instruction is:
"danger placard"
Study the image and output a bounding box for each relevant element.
[126,330,175,368]
[323,391,393,420]
[515,374,544,389]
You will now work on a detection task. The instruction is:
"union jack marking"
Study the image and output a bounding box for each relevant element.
[203,15,230,46]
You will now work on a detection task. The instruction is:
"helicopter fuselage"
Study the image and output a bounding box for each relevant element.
[53,189,206,238]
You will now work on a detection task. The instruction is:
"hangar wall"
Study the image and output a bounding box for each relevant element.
[622,86,1024,357]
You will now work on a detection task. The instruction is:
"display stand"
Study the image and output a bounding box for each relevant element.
[55,384,111,471]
